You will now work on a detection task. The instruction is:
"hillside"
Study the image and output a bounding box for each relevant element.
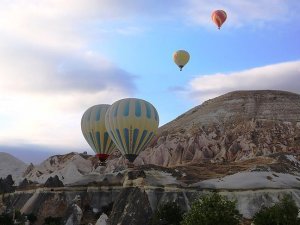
[132,90,300,167]
[0,152,27,183]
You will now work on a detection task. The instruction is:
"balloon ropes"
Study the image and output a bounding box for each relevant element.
[173,50,190,71]
[211,10,227,29]
[81,104,115,165]
[105,98,159,165]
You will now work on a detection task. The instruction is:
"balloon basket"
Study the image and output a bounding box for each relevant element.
[99,161,107,166]
[127,162,135,169]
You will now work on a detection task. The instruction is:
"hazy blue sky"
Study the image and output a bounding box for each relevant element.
[0,0,299,163]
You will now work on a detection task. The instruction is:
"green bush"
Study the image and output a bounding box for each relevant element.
[0,213,13,225]
[26,213,37,224]
[151,201,183,225]
[253,194,300,225]
[44,216,62,225]
[181,192,241,225]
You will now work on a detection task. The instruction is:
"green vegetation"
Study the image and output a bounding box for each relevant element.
[151,201,184,225]
[0,211,38,225]
[253,194,300,225]
[0,213,13,225]
[26,213,37,224]
[181,192,241,225]
[44,216,63,225]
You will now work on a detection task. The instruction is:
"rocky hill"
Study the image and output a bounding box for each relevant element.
[23,152,98,185]
[133,90,300,167]
[0,152,28,183]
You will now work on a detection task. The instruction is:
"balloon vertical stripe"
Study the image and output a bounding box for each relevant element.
[145,103,151,118]
[96,132,101,149]
[123,101,130,116]
[103,132,109,151]
[135,100,142,117]
[96,108,101,121]
[132,128,139,152]
[124,128,130,151]
[135,130,148,154]
[116,128,126,152]
[113,104,119,117]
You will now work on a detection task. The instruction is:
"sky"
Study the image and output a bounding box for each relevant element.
[0,0,299,163]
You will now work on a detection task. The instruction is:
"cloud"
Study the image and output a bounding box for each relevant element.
[183,0,300,28]
[184,60,300,103]
[0,0,140,151]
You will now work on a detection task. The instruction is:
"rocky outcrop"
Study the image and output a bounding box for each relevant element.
[109,187,153,225]
[44,175,64,188]
[0,175,15,193]
[65,195,83,225]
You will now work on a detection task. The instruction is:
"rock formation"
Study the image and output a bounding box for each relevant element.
[132,90,300,167]
[109,187,152,225]
[44,175,64,188]
[65,195,83,225]
[0,175,15,193]
[95,213,109,225]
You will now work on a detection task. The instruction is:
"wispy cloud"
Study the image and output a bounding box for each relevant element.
[184,61,300,103]
[183,0,300,28]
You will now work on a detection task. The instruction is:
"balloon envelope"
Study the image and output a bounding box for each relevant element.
[211,10,227,29]
[105,98,159,163]
[81,104,115,162]
[173,50,190,71]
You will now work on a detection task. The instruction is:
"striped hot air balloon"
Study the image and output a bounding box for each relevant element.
[81,104,115,163]
[173,50,190,71]
[105,98,159,164]
[211,10,227,29]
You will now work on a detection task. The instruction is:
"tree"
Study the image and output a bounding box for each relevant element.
[151,201,183,225]
[181,192,241,225]
[253,194,300,225]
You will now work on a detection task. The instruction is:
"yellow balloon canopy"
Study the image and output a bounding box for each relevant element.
[173,50,190,71]
[105,98,159,163]
[81,104,115,162]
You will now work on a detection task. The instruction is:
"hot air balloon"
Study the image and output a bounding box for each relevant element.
[105,98,159,165]
[211,10,227,29]
[81,104,115,165]
[173,50,190,71]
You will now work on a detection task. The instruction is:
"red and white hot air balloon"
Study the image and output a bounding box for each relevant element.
[211,10,227,29]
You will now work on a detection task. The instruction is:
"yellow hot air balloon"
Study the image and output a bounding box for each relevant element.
[81,104,115,164]
[173,50,190,71]
[105,98,159,164]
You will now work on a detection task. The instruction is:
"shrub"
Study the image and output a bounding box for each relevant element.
[253,194,300,225]
[0,213,13,225]
[151,201,183,225]
[44,216,62,225]
[26,213,37,224]
[181,192,241,225]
